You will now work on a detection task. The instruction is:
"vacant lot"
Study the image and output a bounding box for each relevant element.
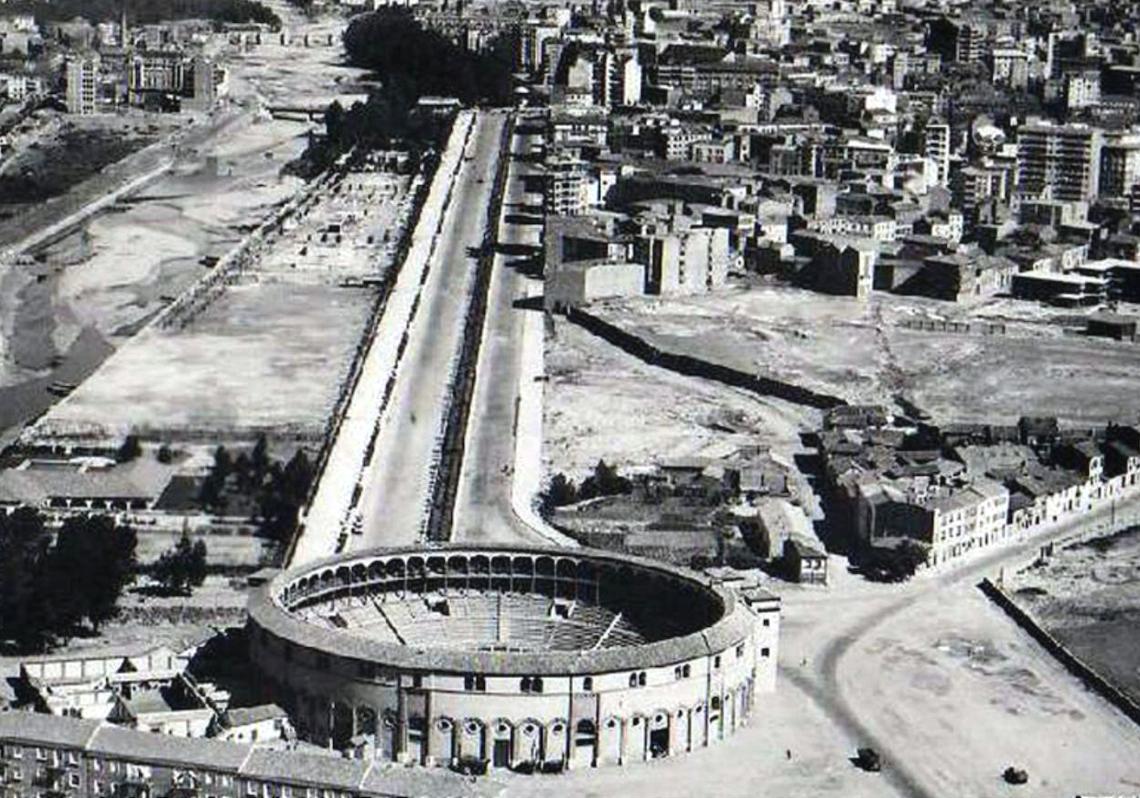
[29,282,373,444]
[544,314,817,480]
[1007,526,1140,705]
[594,283,1140,425]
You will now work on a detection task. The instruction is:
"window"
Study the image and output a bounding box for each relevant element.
[682,664,691,678]
[411,674,423,689]
[713,655,721,669]
[35,748,46,761]
[638,672,646,687]
[582,677,593,692]
[93,780,102,796]
[628,673,638,688]
[465,674,486,692]
[69,774,81,788]
[736,644,745,658]
[11,746,22,759]
[762,618,770,627]
[761,647,770,658]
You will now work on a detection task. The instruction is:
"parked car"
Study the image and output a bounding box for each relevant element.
[1003,766,1029,785]
[855,747,882,772]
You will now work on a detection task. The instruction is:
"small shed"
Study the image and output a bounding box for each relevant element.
[1086,312,1137,341]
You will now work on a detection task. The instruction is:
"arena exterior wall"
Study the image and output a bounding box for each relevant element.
[247,545,780,770]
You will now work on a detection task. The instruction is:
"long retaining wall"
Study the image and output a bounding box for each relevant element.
[565,307,847,410]
[978,577,1140,727]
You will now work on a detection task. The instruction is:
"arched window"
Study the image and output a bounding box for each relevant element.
[682,664,691,678]
[520,677,532,693]
[629,673,638,688]
[711,696,722,711]
[638,672,647,687]
[532,677,543,693]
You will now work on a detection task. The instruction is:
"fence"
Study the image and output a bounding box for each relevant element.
[978,577,1140,727]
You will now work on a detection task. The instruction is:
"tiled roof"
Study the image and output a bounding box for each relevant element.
[88,726,251,770]
[241,749,366,790]
[0,712,101,749]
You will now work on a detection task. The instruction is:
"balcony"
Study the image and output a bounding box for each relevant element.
[112,781,150,798]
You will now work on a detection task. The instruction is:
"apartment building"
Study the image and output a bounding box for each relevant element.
[1100,133,1140,199]
[1016,121,1103,202]
[0,713,396,798]
[65,55,100,115]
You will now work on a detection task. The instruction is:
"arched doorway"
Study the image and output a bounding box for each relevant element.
[571,718,596,768]
[490,719,513,768]
[648,711,669,758]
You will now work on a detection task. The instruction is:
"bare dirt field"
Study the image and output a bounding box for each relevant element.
[1007,526,1140,705]
[544,313,818,481]
[32,282,373,443]
[592,282,1140,425]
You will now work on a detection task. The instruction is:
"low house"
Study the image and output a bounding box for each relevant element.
[213,705,293,747]
[783,537,828,584]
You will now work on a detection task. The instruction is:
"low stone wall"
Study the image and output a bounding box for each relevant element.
[978,577,1140,727]
[565,307,846,410]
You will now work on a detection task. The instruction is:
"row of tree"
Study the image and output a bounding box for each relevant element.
[293,8,514,173]
[342,8,515,107]
[0,510,136,650]
[540,460,633,517]
[198,437,314,543]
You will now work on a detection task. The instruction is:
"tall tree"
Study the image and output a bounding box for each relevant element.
[152,532,207,596]
[0,509,54,649]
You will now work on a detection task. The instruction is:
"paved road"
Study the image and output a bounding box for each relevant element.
[352,112,508,550]
[451,121,551,546]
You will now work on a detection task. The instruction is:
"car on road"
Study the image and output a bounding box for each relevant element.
[1003,766,1029,785]
[855,747,882,772]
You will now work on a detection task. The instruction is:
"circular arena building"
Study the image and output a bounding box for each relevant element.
[248,545,780,770]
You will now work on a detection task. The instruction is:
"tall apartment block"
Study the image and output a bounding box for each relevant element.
[1016,121,1103,202]
[65,54,100,115]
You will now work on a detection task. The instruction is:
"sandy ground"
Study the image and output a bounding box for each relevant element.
[594,283,1140,425]
[544,313,818,481]
[35,283,373,442]
[1007,526,1140,705]
[8,6,396,447]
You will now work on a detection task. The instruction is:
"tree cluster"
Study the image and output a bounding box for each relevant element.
[295,8,513,172]
[198,436,314,543]
[151,532,207,595]
[6,0,280,28]
[0,510,137,650]
[539,460,632,516]
[859,540,928,582]
[342,9,515,106]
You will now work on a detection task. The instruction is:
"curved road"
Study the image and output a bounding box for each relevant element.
[786,493,1140,798]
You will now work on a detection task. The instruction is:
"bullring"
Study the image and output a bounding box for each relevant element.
[248,545,780,770]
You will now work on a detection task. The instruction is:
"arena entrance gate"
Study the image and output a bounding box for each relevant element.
[649,713,670,758]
